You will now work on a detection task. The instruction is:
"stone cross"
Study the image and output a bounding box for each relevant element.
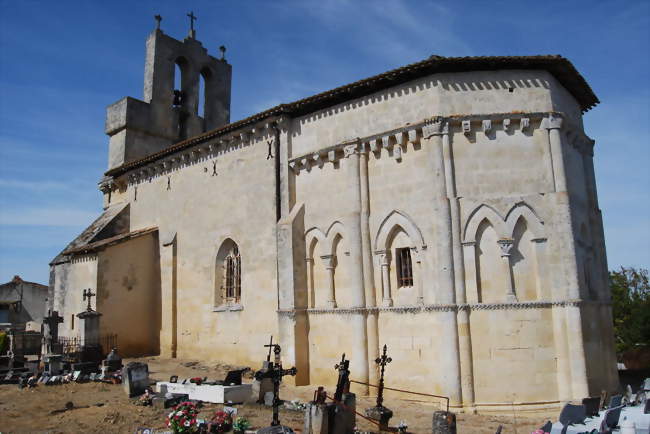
[83,288,96,311]
[375,344,392,408]
[154,14,162,30]
[43,310,64,341]
[187,11,197,38]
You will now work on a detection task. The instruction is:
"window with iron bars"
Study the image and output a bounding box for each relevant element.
[224,246,241,302]
[396,247,413,287]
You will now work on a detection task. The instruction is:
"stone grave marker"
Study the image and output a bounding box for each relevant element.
[123,362,149,397]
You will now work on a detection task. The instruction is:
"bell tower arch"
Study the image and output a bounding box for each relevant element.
[105,15,232,169]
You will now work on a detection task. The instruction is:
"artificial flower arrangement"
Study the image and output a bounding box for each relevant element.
[167,401,200,433]
[207,409,233,433]
[232,416,251,434]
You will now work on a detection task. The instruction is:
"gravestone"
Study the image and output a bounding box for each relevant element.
[582,397,600,417]
[123,362,149,397]
[432,411,456,434]
[43,354,63,375]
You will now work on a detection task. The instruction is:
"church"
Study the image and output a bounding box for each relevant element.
[48,19,618,413]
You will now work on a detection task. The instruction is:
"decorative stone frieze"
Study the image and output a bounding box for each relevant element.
[276,299,600,316]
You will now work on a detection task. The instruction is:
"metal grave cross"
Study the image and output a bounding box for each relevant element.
[255,339,297,427]
[375,344,392,408]
[334,353,351,402]
[83,288,96,311]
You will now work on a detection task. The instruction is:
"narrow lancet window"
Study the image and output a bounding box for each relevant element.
[396,247,413,287]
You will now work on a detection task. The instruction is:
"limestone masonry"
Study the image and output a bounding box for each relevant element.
[49,23,618,413]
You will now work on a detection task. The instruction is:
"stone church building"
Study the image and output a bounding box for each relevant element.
[49,23,618,412]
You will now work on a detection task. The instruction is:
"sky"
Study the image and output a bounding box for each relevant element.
[0,0,648,285]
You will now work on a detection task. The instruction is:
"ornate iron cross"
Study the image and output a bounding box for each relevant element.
[334,353,350,402]
[83,288,96,311]
[154,14,162,30]
[375,344,392,408]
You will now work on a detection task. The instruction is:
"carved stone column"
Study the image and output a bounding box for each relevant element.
[545,114,589,400]
[377,250,393,307]
[497,238,517,302]
[360,144,380,385]
[343,143,370,391]
[320,254,337,308]
[305,257,314,308]
[422,118,462,406]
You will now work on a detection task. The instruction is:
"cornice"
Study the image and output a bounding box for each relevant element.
[288,111,561,174]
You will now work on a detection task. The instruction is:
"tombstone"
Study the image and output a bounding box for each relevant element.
[582,397,600,417]
[44,354,63,375]
[304,387,329,434]
[599,405,623,432]
[609,394,623,408]
[624,384,633,404]
[103,348,123,371]
[432,411,456,434]
[123,362,150,397]
[558,403,586,427]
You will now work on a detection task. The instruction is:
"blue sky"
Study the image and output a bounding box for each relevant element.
[0,0,648,284]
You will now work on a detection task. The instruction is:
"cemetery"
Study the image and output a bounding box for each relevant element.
[1,6,648,434]
[0,290,648,432]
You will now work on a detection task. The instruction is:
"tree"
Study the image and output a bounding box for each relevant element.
[609,267,650,354]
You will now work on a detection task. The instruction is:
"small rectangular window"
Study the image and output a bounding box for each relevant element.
[71,314,75,330]
[396,248,413,287]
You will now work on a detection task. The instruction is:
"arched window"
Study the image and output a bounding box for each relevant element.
[224,245,241,301]
[215,239,242,309]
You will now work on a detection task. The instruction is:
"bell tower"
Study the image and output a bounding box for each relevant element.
[105,13,232,170]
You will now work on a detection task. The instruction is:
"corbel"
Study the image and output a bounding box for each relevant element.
[462,120,471,135]
[313,153,325,168]
[407,128,418,145]
[520,117,530,131]
[300,157,311,172]
[503,118,511,131]
[482,119,492,134]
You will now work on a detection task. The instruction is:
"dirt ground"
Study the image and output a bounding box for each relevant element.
[0,356,550,433]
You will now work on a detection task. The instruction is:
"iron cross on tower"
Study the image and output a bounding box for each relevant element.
[187,11,197,38]
[375,344,392,408]
[83,288,96,311]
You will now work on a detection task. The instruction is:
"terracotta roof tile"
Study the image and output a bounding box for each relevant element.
[105,54,598,178]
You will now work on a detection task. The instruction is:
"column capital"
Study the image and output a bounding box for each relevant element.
[343,141,361,158]
[497,238,514,257]
[320,254,337,268]
[374,249,391,264]
[543,113,564,130]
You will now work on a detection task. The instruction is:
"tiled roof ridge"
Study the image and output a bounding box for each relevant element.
[105,54,598,177]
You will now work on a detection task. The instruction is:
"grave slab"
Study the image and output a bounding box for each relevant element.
[155,381,253,404]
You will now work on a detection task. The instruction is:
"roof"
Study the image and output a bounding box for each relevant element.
[105,54,598,178]
[0,275,47,289]
[62,226,157,255]
[50,203,129,265]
